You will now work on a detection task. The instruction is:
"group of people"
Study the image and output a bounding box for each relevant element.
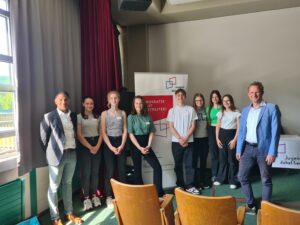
[40,81,281,225]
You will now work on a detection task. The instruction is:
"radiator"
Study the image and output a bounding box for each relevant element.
[0,178,25,225]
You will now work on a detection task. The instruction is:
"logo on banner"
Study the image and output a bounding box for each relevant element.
[165,77,176,89]
[144,95,173,121]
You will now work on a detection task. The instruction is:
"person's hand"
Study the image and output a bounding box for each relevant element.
[216,139,223,149]
[110,146,119,155]
[228,139,236,150]
[266,155,276,165]
[90,146,98,155]
[178,136,186,146]
[236,153,241,161]
[140,147,150,155]
[116,145,124,155]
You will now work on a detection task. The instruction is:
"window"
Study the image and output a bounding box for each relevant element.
[0,0,17,161]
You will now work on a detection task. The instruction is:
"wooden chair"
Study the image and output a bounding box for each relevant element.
[257,201,300,225]
[174,188,245,225]
[110,179,175,225]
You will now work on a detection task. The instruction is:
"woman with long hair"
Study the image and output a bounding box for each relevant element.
[206,90,222,182]
[77,96,103,211]
[214,94,240,189]
[193,93,210,190]
[127,96,164,196]
[101,90,127,208]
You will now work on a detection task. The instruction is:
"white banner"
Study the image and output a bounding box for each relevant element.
[273,135,300,169]
[135,72,188,188]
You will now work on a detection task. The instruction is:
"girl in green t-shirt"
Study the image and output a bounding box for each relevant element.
[127,96,164,197]
[206,90,222,182]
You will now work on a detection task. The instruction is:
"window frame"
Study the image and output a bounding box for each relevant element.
[0,0,18,170]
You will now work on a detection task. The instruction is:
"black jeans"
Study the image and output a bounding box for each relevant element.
[103,136,126,197]
[78,136,102,197]
[193,137,209,187]
[131,135,164,197]
[172,142,194,188]
[208,126,219,178]
[216,129,239,185]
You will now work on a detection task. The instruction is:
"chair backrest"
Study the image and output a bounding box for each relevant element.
[175,188,238,225]
[260,201,300,225]
[111,179,163,225]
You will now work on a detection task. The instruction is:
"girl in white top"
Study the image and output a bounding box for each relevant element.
[214,94,241,189]
[77,96,103,211]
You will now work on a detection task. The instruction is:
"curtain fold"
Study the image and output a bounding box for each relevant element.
[80,0,122,114]
[11,0,82,175]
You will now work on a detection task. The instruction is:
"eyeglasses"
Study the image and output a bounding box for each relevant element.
[223,100,231,103]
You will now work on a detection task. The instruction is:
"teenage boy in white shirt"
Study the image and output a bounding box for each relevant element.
[167,88,200,194]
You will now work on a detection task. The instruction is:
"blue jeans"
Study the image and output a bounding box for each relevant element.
[172,142,194,188]
[238,144,272,206]
[48,150,77,220]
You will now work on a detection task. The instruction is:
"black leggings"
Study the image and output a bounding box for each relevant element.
[103,136,126,197]
[131,135,164,197]
[208,126,219,178]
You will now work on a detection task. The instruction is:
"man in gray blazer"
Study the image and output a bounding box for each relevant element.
[236,81,281,214]
[40,91,83,225]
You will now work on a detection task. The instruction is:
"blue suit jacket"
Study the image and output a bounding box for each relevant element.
[236,102,281,157]
[39,109,77,166]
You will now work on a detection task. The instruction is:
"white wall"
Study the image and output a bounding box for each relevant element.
[148,7,300,135]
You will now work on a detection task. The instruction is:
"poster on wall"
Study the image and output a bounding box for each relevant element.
[272,135,300,169]
[135,72,188,188]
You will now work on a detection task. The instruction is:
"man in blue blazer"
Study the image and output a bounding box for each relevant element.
[40,91,83,225]
[236,81,281,213]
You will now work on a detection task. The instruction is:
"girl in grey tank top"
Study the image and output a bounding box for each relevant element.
[105,110,123,137]
[101,90,127,208]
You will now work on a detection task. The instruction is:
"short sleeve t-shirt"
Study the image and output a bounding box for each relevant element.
[217,110,241,129]
[77,113,100,137]
[194,108,208,138]
[127,114,156,135]
[167,105,198,143]
[206,106,222,125]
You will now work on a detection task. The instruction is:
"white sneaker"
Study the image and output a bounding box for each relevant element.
[92,195,101,208]
[230,184,237,189]
[213,181,221,186]
[106,196,114,209]
[246,205,257,215]
[185,187,200,195]
[83,198,93,211]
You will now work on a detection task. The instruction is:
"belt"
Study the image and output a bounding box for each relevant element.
[245,141,258,147]
[85,136,99,141]
[64,148,76,153]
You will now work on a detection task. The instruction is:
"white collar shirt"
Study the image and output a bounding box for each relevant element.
[245,101,266,144]
[57,108,76,149]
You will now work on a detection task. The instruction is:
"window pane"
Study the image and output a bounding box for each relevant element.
[0,92,14,138]
[0,15,11,56]
[0,136,16,157]
[0,61,11,85]
[0,0,8,11]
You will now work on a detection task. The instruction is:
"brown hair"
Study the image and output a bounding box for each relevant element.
[221,94,237,113]
[248,81,264,94]
[175,88,186,96]
[131,95,148,116]
[193,93,205,111]
[207,90,222,125]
